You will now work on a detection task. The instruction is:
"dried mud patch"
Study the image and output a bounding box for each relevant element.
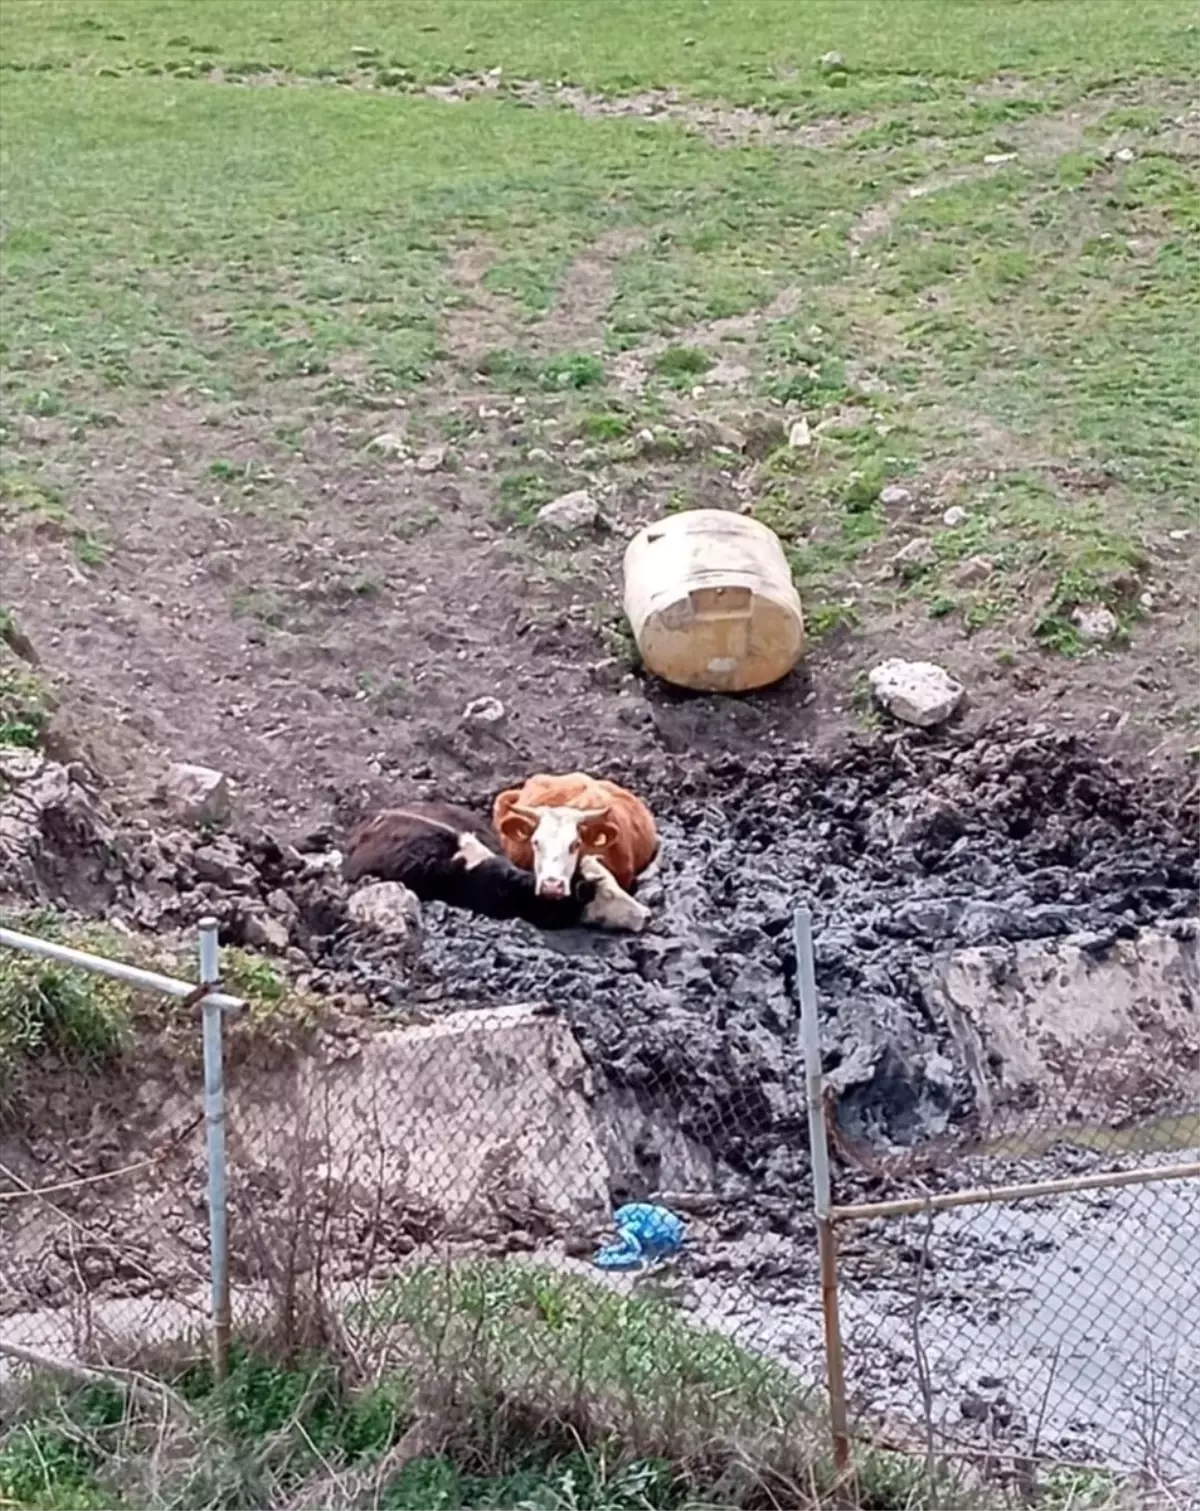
[442,239,525,369]
[529,227,648,354]
[4,726,1197,1192]
[196,63,869,150]
[848,86,1193,249]
[505,82,868,150]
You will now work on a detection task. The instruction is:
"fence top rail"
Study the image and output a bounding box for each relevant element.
[830,1157,1200,1223]
[0,925,246,1014]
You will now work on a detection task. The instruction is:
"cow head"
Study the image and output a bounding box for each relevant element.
[499,802,614,898]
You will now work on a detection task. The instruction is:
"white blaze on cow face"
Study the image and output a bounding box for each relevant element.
[514,803,610,899]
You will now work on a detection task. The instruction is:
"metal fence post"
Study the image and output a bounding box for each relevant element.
[794,906,852,1485]
[198,916,232,1382]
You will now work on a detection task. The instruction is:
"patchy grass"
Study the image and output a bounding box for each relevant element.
[0,934,132,1092]
[652,345,715,385]
[0,1261,1171,1508]
[477,349,605,392]
[0,627,51,750]
[1,0,1196,736]
[362,1259,816,1440]
[0,912,326,1110]
[495,468,557,526]
[0,470,109,572]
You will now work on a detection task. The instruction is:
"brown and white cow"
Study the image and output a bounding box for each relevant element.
[492,772,659,901]
[341,802,649,932]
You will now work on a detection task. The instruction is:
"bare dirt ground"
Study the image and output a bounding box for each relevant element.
[6,327,1196,839]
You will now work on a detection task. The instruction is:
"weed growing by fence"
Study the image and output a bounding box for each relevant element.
[0,940,132,1092]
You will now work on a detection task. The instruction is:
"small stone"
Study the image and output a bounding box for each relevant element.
[952,554,994,587]
[788,416,813,449]
[526,447,552,463]
[983,152,1017,166]
[819,50,848,72]
[367,431,408,458]
[346,881,423,942]
[462,694,506,726]
[635,428,656,447]
[159,763,232,828]
[266,888,298,919]
[890,538,936,578]
[414,445,446,473]
[536,488,602,530]
[880,484,911,506]
[942,505,968,527]
[869,658,964,728]
[1114,146,1135,163]
[1071,603,1118,643]
[243,914,290,952]
[192,840,254,889]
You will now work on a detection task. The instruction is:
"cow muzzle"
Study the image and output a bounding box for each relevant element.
[537,878,569,900]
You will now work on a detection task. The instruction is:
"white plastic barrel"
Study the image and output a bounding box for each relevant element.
[622,508,806,693]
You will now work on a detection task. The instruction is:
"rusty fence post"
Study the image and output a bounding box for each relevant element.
[199,917,232,1382]
[794,906,852,1486]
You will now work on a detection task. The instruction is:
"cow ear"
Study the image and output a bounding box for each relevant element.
[498,809,536,843]
[581,817,618,849]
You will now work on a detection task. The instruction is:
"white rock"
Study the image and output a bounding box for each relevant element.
[819,50,847,71]
[367,431,408,458]
[787,416,812,449]
[462,694,506,726]
[347,881,423,942]
[526,447,553,464]
[1114,146,1135,163]
[880,484,912,506]
[869,658,964,728]
[1071,604,1118,643]
[159,763,232,827]
[415,445,446,473]
[537,488,601,530]
[983,152,1017,166]
[942,505,968,527]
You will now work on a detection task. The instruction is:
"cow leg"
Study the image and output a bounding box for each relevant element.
[455,832,494,870]
[577,855,650,933]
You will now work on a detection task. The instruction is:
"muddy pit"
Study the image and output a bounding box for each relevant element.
[2,724,1198,1479]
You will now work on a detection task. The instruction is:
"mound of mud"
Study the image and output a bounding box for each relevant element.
[3,729,1196,1201]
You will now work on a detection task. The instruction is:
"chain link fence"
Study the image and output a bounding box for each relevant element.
[2,914,1197,1508]
[795,911,1200,1500]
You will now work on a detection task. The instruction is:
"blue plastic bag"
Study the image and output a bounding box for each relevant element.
[593,1202,686,1271]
